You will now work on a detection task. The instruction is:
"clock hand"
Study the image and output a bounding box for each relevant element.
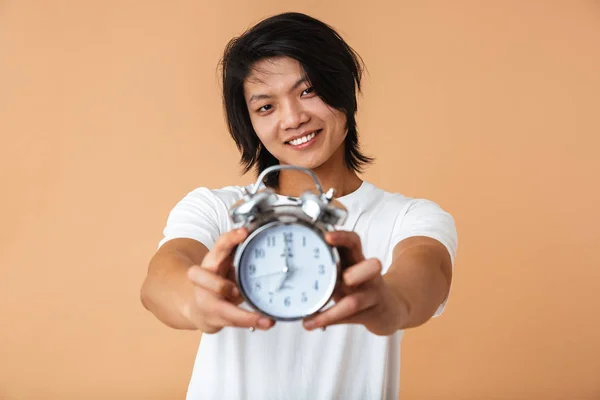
[283,240,292,270]
[252,269,287,280]
[277,245,302,292]
[275,243,293,292]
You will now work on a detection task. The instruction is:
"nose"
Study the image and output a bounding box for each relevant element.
[280,99,309,130]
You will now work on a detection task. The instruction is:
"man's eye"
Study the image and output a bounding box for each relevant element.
[302,87,315,96]
[258,104,272,112]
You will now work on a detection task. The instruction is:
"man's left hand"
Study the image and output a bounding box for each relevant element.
[302,231,409,336]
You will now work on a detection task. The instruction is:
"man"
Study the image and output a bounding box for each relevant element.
[141,12,457,399]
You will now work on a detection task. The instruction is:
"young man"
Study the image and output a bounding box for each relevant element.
[141,12,457,400]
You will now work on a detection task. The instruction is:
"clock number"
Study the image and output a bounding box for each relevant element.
[318,264,325,275]
[254,281,261,292]
[268,292,274,304]
[284,232,294,244]
[313,247,320,259]
[249,264,256,275]
[267,236,276,247]
[314,280,319,291]
[302,236,306,247]
[301,292,308,303]
[284,296,291,307]
[282,232,294,258]
[254,248,265,258]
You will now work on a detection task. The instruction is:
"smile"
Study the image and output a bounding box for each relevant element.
[287,130,322,147]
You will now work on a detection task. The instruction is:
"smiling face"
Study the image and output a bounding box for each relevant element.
[243,56,348,170]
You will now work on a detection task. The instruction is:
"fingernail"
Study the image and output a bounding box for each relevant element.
[231,287,240,298]
[304,320,316,330]
[258,318,271,329]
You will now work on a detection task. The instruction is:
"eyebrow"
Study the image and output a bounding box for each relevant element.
[248,77,309,104]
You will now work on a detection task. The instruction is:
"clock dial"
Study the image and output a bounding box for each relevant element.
[237,222,337,320]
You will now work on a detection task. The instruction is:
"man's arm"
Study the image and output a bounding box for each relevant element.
[302,232,453,335]
[141,232,272,333]
[140,238,209,330]
[383,235,453,330]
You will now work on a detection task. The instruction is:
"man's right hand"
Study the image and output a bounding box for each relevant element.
[185,228,275,334]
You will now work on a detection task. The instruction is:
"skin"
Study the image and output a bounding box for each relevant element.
[244,57,363,198]
[140,56,452,336]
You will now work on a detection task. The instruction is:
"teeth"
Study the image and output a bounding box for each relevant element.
[289,131,317,146]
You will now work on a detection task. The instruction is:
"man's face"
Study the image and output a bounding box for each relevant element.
[243,56,347,170]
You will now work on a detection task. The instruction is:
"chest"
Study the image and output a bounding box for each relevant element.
[342,203,402,273]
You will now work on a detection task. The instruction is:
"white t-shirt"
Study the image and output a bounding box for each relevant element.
[158,181,458,400]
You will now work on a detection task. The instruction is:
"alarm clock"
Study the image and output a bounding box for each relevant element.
[229,165,348,321]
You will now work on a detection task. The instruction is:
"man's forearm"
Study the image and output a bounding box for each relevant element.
[141,250,198,330]
[383,241,452,331]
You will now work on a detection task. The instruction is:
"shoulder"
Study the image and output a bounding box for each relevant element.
[171,184,250,226]
[157,184,248,249]
[186,185,246,205]
[362,182,453,221]
[384,191,458,264]
[357,182,457,254]
[353,182,416,217]
[170,184,248,215]
[164,184,253,227]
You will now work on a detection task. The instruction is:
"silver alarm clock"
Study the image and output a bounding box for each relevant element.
[229,165,348,321]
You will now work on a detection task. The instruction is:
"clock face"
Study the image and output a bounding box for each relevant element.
[236,221,338,320]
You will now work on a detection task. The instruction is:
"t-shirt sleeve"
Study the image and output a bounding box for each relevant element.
[157,187,226,250]
[391,198,458,317]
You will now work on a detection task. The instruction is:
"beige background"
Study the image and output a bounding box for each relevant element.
[1,1,599,399]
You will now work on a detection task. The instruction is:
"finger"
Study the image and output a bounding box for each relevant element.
[332,284,346,303]
[188,266,239,299]
[325,231,365,266]
[185,288,226,333]
[192,287,274,331]
[303,289,377,330]
[226,263,238,285]
[223,263,245,304]
[201,228,248,275]
[331,276,354,302]
[343,258,383,288]
[200,314,229,333]
[200,306,255,333]
[215,301,275,330]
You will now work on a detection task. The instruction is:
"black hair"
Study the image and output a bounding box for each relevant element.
[220,12,374,187]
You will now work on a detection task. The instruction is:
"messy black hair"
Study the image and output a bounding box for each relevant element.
[220,12,373,187]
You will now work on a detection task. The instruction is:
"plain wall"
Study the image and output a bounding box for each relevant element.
[1,1,599,399]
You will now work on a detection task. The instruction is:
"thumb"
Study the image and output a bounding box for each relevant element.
[201,228,248,276]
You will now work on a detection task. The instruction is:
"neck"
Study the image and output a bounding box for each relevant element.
[275,157,363,199]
